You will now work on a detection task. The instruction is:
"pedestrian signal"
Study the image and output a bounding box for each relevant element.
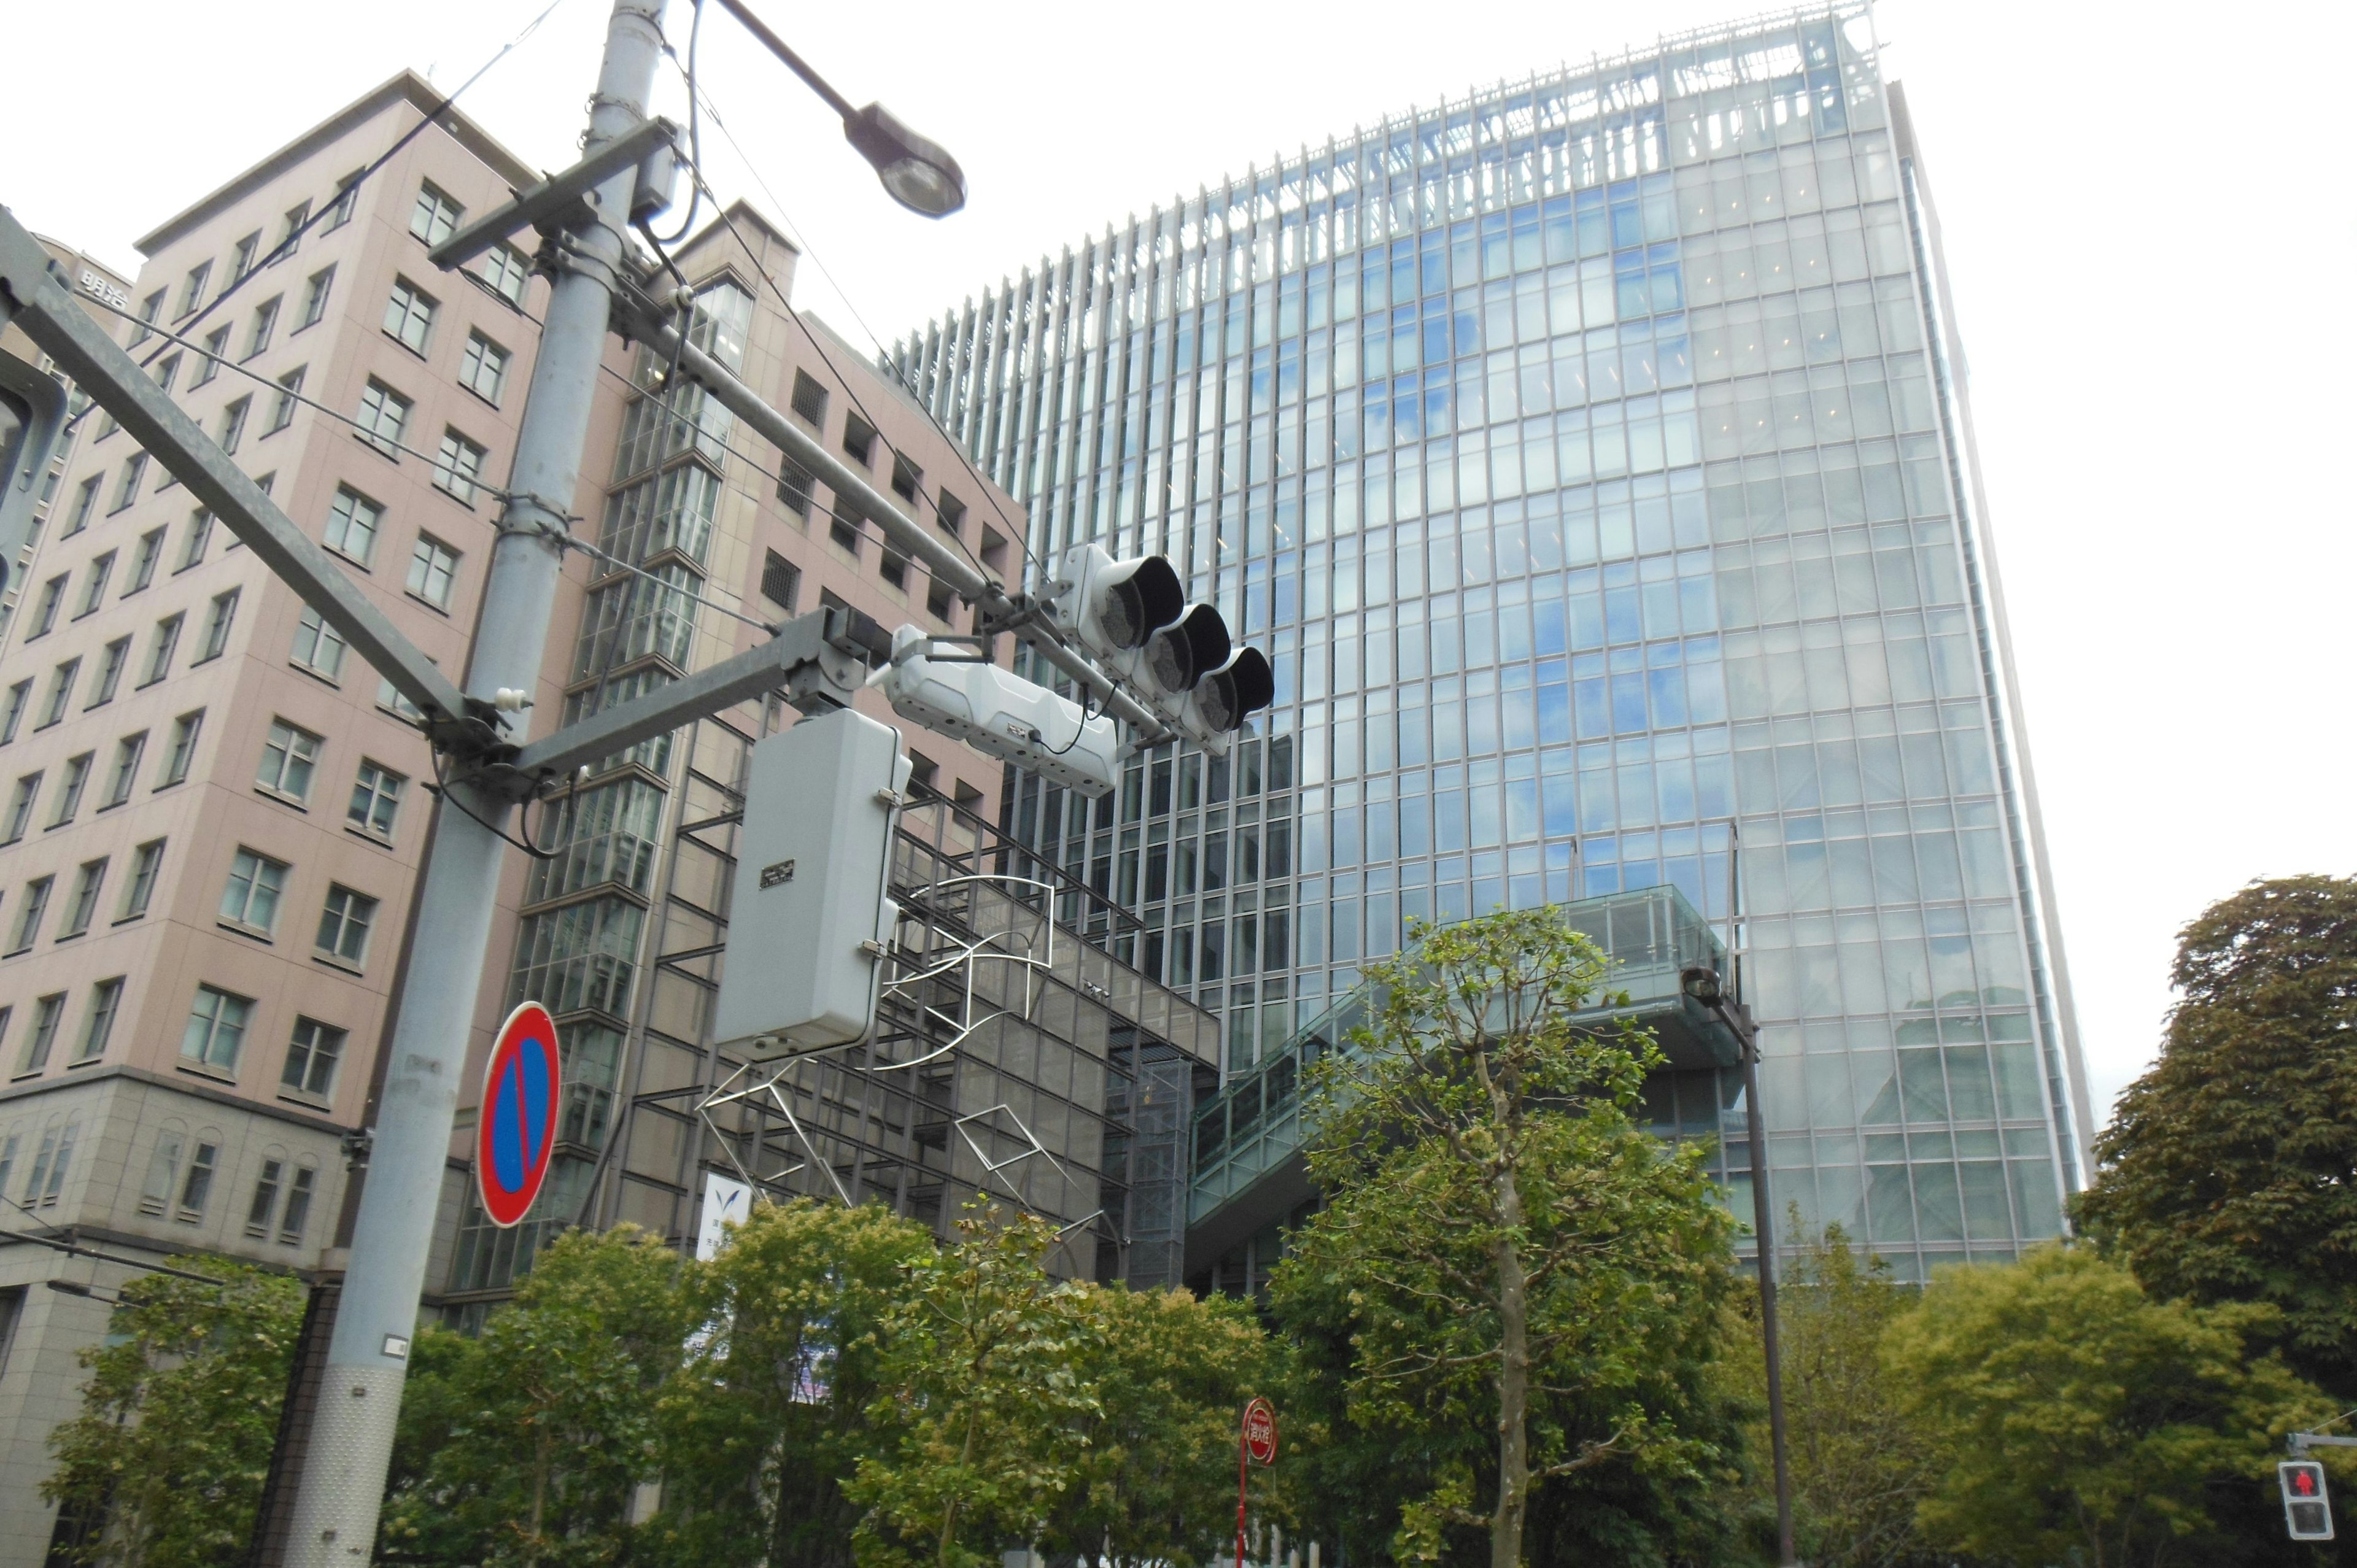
[2282,1460,2334,1541]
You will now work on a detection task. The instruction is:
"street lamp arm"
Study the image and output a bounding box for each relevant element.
[708,0,854,118]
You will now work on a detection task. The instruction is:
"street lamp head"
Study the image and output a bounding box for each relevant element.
[1678,964,1724,1004]
[842,102,967,218]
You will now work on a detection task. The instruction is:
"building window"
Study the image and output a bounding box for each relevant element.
[158,711,203,787]
[257,719,322,803]
[0,682,25,743]
[267,367,305,434]
[298,265,336,331]
[376,674,424,722]
[220,848,287,935]
[347,760,404,840]
[879,550,908,590]
[279,1166,317,1243]
[411,183,464,247]
[87,638,130,708]
[479,243,531,306]
[177,1140,219,1219]
[406,535,459,611]
[383,279,436,355]
[64,476,99,536]
[58,860,107,940]
[38,660,79,727]
[2,775,36,844]
[75,553,115,617]
[109,454,147,513]
[120,839,165,921]
[459,331,510,405]
[276,200,310,259]
[139,1130,184,1215]
[323,171,363,232]
[842,411,878,466]
[292,606,348,682]
[101,733,144,809]
[134,290,165,344]
[432,431,488,506]
[356,379,411,460]
[196,589,238,662]
[936,487,967,539]
[183,985,252,1072]
[282,1017,350,1102]
[244,1159,283,1238]
[141,614,183,686]
[23,1118,79,1205]
[176,261,211,319]
[926,577,956,624]
[71,978,122,1064]
[9,878,53,955]
[829,514,862,557]
[190,325,228,387]
[314,885,376,967]
[759,549,800,612]
[177,508,213,571]
[26,574,64,636]
[230,231,261,282]
[48,752,91,826]
[127,527,165,593]
[152,352,183,396]
[889,452,922,503]
[777,460,813,519]
[243,297,280,360]
[217,396,251,456]
[324,485,382,566]
[17,995,63,1074]
[790,371,827,427]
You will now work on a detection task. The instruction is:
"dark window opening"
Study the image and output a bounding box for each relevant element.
[759,550,800,612]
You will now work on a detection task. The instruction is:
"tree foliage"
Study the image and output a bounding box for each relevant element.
[648,1199,935,1568]
[1883,1245,2331,1568]
[1268,908,1743,1568]
[381,1226,689,1568]
[44,1259,306,1568]
[2074,875,2357,1395]
[848,1203,1102,1568]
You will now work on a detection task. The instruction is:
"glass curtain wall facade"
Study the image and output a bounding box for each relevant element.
[891,3,2086,1275]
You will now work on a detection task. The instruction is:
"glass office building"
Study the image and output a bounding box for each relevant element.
[891,3,2091,1275]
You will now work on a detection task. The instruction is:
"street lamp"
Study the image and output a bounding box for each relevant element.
[710,0,968,217]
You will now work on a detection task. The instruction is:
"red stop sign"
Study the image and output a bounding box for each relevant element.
[1243,1397,1277,1466]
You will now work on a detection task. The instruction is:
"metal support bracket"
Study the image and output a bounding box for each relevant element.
[0,205,473,732]
[426,117,680,271]
[506,603,884,790]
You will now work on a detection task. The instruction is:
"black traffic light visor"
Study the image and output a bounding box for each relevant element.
[1145,601,1231,695]
[1194,646,1275,732]
[1097,554,1185,650]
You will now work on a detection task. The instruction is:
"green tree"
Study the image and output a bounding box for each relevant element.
[44,1259,306,1568]
[1048,1283,1277,1568]
[849,1202,1101,1568]
[381,1226,689,1568]
[1742,1219,1937,1568]
[648,1198,935,1568]
[2074,875,2357,1394]
[1267,908,1741,1568]
[1883,1244,2331,1568]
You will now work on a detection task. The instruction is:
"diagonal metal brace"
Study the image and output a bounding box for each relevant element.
[427,117,680,271]
[505,603,886,789]
[0,205,473,735]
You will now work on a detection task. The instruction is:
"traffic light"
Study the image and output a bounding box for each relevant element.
[1047,543,1272,754]
[2282,1460,2334,1541]
[0,352,68,602]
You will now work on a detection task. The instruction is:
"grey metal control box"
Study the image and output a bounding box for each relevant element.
[712,707,908,1054]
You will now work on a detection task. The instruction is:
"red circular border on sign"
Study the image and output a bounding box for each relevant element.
[1243,1396,1278,1465]
[476,1001,562,1229]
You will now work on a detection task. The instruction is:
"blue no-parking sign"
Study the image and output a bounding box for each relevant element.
[476,1001,562,1228]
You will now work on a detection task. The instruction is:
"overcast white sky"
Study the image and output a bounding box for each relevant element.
[6,0,2351,1132]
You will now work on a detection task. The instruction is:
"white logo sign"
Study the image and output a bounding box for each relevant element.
[695,1170,754,1261]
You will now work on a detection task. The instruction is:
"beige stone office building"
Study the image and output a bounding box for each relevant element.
[0,72,1020,1558]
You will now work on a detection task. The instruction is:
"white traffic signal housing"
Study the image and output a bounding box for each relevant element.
[1047,544,1273,755]
[879,624,1119,797]
[2282,1461,2334,1541]
[712,707,910,1057]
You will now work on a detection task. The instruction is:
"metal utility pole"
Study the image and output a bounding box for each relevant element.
[277,3,668,1559]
